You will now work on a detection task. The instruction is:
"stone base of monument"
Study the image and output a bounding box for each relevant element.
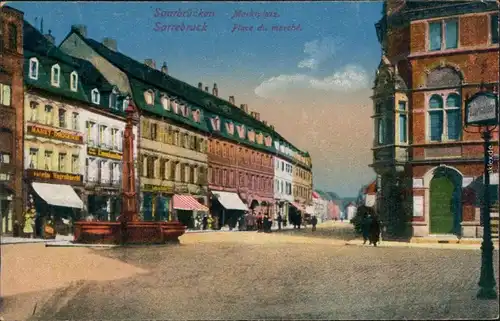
[74,221,186,245]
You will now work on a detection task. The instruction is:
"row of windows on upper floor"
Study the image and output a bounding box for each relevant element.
[141,119,206,153]
[294,185,312,201]
[275,159,293,174]
[295,167,312,182]
[426,14,498,52]
[141,154,207,185]
[208,140,273,169]
[275,178,292,196]
[375,93,471,146]
[0,151,11,182]
[28,58,126,111]
[143,90,203,123]
[208,165,273,194]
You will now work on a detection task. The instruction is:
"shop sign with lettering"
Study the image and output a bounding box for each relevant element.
[87,147,123,160]
[27,125,84,144]
[143,184,174,193]
[175,184,189,193]
[26,169,83,184]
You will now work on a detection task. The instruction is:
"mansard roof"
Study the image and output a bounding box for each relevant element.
[66,29,311,160]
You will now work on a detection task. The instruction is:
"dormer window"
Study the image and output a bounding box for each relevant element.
[29,58,39,80]
[161,94,170,110]
[172,100,178,113]
[144,90,154,105]
[123,97,130,110]
[51,64,61,87]
[91,88,100,104]
[109,87,118,109]
[70,71,78,92]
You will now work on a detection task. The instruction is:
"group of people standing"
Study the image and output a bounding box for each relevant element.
[245,212,272,232]
[358,205,381,247]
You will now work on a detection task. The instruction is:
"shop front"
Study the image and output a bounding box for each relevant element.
[25,169,84,237]
[141,184,174,222]
[289,201,305,226]
[211,190,248,229]
[0,185,14,235]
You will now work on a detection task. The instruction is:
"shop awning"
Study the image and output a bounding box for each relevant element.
[212,191,248,211]
[173,195,209,211]
[305,206,315,215]
[290,202,305,212]
[31,182,83,209]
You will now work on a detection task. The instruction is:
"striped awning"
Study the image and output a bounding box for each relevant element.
[290,202,305,212]
[173,195,208,211]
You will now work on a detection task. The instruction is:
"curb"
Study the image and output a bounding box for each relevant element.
[410,238,500,245]
[45,242,118,248]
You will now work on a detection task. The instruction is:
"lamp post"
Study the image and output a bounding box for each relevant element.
[464,87,498,300]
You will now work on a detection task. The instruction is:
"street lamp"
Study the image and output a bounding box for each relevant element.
[464,87,499,300]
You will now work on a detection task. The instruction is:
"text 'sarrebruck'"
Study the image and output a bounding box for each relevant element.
[154,22,208,32]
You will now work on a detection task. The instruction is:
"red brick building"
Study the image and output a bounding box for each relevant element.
[207,104,275,227]
[371,1,499,238]
[0,6,24,235]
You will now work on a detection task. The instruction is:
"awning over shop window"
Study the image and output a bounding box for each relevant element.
[173,195,208,211]
[212,191,248,211]
[290,202,305,212]
[32,182,83,209]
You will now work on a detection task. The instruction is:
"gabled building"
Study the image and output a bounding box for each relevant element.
[0,6,24,236]
[372,0,499,238]
[23,21,139,231]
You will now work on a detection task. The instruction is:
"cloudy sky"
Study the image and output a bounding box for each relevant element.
[11,1,382,197]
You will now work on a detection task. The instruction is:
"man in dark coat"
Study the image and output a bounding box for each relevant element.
[277,213,283,230]
[311,215,318,232]
[202,215,208,230]
[369,214,381,247]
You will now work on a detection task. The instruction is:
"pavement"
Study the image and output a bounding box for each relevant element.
[1,223,498,320]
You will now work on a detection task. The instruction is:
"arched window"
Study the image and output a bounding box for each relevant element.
[91,89,100,104]
[161,94,170,110]
[51,64,61,87]
[70,71,78,91]
[29,58,39,80]
[428,95,444,142]
[109,87,118,109]
[144,90,154,105]
[445,93,461,140]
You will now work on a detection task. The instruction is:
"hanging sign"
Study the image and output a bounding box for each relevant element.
[465,92,498,126]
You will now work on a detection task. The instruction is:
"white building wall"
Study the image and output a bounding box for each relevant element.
[78,108,138,185]
[313,198,328,223]
[273,156,294,224]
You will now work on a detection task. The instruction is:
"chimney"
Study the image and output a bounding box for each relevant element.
[229,96,235,105]
[44,29,55,44]
[270,125,275,130]
[254,112,260,121]
[161,62,168,74]
[205,86,209,92]
[240,104,248,113]
[263,120,268,126]
[212,83,218,97]
[198,82,203,90]
[250,111,256,118]
[71,24,87,37]
[144,59,156,69]
[102,37,117,51]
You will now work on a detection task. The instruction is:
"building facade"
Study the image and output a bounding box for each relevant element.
[59,25,313,230]
[273,155,294,223]
[312,191,328,223]
[0,6,24,235]
[372,1,499,238]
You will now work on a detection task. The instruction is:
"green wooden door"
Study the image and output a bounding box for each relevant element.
[430,176,455,234]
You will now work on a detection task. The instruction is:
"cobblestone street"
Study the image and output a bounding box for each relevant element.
[2,225,499,320]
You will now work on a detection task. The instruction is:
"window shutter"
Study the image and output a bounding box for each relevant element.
[159,159,166,179]
[445,19,458,49]
[141,119,150,139]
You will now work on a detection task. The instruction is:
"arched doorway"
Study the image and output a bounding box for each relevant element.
[429,166,462,235]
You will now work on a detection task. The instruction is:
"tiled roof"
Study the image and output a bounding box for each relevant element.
[69,30,310,158]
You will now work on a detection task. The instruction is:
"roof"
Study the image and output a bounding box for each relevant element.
[67,29,311,160]
[23,20,125,117]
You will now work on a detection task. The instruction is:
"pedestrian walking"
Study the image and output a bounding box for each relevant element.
[297,214,302,230]
[369,214,381,247]
[311,215,318,232]
[207,215,214,230]
[202,215,208,230]
[23,208,35,238]
[277,213,282,230]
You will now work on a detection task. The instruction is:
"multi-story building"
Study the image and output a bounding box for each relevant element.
[312,191,328,223]
[59,25,313,229]
[371,1,499,238]
[291,152,313,208]
[23,21,87,231]
[273,155,294,223]
[60,26,210,227]
[0,6,24,235]
[207,102,275,225]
